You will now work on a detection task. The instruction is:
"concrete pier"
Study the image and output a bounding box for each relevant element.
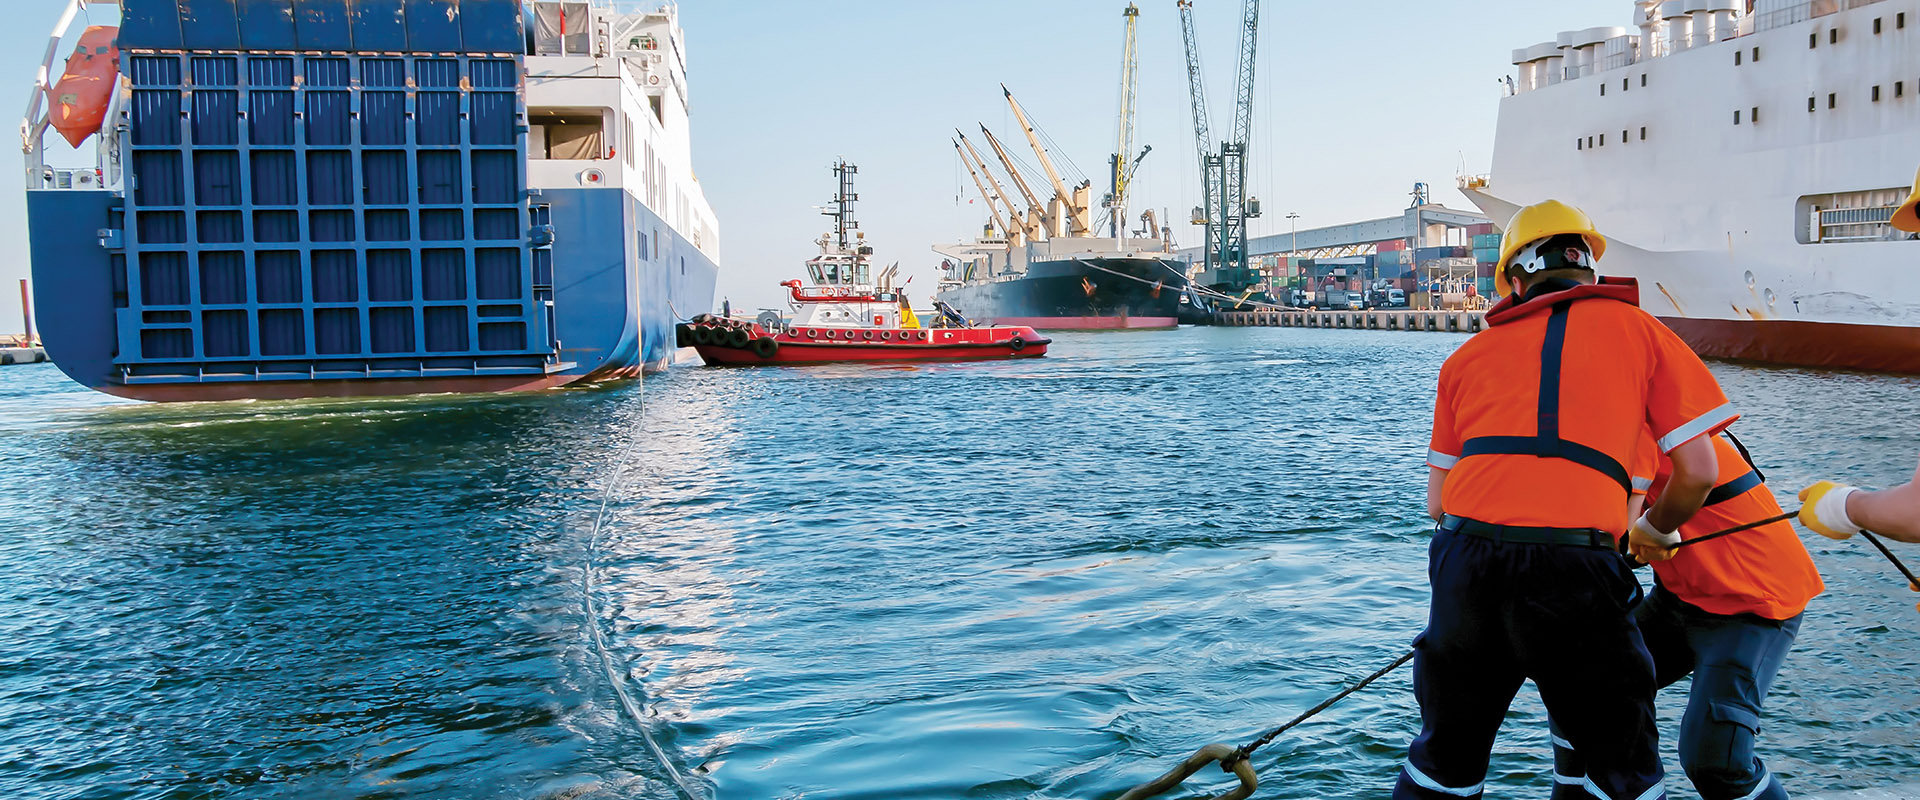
[1216,309,1487,333]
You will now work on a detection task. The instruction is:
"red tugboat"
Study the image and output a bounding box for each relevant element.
[679,162,1048,366]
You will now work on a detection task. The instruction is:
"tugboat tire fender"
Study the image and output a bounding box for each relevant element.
[751,337,779,358]
[726,328,752,348]
[691,325,716,346]
[1009,336,1027,351]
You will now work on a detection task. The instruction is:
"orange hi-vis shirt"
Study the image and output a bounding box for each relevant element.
[1632,432,1824,619]
[1427,278,1738,539]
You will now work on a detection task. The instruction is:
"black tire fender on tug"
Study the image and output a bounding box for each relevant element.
[674,323,691,348]
[751,337,779,358]
[726,328,752,349]
[691,325,716,346]
[1008,336,1027,351]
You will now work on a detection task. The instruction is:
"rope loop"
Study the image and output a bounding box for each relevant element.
[1113,743,1259,800]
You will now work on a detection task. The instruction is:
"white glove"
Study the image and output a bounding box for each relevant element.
[1629,513,1682,562]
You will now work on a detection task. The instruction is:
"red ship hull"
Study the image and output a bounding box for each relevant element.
[685,321,1049,366]
[1660,316,1920,375]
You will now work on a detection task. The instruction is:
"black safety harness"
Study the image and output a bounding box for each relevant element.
[1440,282,1769,549]
[1442,284,1633,549]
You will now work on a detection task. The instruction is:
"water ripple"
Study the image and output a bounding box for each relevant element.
[0,328,1915,799]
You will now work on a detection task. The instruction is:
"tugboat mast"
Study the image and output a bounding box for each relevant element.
[825,160,860,252]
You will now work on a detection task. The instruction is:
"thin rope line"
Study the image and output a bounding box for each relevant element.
[582,385,704,800]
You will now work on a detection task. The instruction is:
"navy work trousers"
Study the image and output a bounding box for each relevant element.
[1551,584,1801,800]
[1393,530,1666,800]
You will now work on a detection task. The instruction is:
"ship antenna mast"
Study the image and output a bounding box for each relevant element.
[825,160,860,251]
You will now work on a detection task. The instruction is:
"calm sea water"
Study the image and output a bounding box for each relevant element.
[1,329,1915,800]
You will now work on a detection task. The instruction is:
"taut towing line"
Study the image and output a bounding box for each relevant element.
[1113,510,1920,800]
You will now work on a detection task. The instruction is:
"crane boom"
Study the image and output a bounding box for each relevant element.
[1176,0,1211,187]
[979,124,1049,236]
[956,132,1029,244]
[1229,0,1260,150]
[1003,85,1090,236]
[954,138,1012,243]
[1109,3,1141,238]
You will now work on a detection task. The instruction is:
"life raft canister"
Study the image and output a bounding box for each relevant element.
[51,26,118,148]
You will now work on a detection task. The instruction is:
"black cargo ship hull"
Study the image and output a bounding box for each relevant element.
[935,257,1188,330]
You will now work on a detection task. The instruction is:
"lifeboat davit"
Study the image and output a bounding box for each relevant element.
[51,26,118,148]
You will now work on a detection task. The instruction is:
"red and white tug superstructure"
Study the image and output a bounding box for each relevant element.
[680,162,1048,367]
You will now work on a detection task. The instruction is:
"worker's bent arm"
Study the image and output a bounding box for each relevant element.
[1850,456,1920,542]
[1427,466,1447,523]
[1647,434,1716,533]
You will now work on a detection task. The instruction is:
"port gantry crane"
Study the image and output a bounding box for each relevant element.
[1178,0,1264,298]
[1107,4,1152,239]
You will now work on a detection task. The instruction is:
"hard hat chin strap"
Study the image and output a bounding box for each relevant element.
[1511,234,1595,276]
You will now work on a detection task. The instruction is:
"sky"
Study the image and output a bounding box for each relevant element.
[0,0,1632,331]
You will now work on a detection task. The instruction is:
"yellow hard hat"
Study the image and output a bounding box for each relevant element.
[1494,200,1608,298]
[1893,167,1920,233]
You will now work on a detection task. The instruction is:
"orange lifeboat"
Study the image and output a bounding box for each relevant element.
[51,26,118,148]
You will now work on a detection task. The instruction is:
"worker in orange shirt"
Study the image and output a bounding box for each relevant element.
[1549,431,1821,800]
[1396,200,1733,800]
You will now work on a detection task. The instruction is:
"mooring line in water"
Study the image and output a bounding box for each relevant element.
[582,389,705,800]
[1112,509,1883,800]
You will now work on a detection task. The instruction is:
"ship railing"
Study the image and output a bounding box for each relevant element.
[1749,0,1886,34]
[19,0,120,192]
[1814,205,1899,243]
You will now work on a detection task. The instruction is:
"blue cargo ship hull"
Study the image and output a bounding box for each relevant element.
[24,0,717,401]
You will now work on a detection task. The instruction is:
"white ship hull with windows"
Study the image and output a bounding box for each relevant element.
[1465,0,1920,372]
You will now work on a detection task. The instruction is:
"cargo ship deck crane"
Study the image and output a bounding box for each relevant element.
[954,135,1025,246]
[1179,0,1264,296]
[979,124,1053,240]
[1107,4,1152,239]
[1004,86,1092,238]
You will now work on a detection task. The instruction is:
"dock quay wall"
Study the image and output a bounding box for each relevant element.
[1216,309,1487,333]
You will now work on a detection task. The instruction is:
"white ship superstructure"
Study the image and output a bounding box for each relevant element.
[1464,0,1920,372]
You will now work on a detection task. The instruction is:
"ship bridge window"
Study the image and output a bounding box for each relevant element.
[529,108,606,160]
[532,2,593,56]
[1797,189,1911,244]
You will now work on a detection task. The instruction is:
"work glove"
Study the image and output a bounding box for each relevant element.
[1628,513,1681,563]
[1797,481,1862,540]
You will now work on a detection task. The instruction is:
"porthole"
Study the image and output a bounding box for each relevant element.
[1744,271,1756,289]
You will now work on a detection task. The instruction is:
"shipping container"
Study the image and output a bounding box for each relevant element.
[1474,247,1500,264]
[1377,239,1406,252]
[1467,223,1496,236]
[1472,233,1502,248]
[1476,261,1497,278]
[1477,276,1496,295]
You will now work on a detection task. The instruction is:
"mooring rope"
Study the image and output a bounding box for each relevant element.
[1115,508,1914,799]
[581,386,705,800]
